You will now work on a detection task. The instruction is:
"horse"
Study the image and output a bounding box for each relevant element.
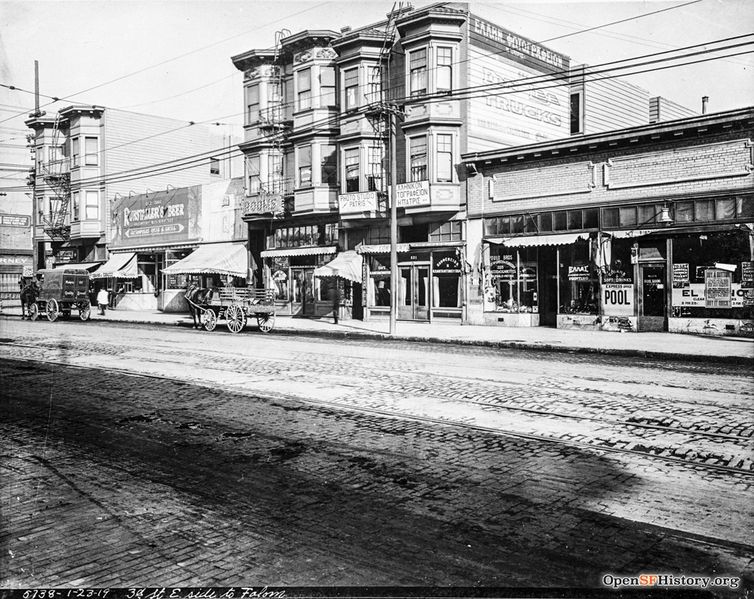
[185,286,214,329]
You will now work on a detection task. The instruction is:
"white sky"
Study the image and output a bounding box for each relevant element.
[1,0,753,163]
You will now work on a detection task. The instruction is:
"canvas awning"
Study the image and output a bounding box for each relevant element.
[260,246,337,258]
[487,232,588,248]
[603,229,655,239]
[91,252,138,279]
[162,242,248,277]
[54,262,101,271]
[313,251,363,283]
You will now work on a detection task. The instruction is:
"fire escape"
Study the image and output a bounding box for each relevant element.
[38,114,71,241]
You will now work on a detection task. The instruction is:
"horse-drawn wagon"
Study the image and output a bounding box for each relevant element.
[28,268,92,322]
[188,286,276,333]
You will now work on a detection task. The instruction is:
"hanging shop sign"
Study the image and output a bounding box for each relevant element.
[742,261,754,289]
[602,283,634,317]
[672,263,690,288]
[111,186,200,248]
[244,194,284,216]
[395,181,430,208]
[338,191,378,214]
[705,269,732,309]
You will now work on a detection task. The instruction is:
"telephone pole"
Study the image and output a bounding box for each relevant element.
[389,109,398,335]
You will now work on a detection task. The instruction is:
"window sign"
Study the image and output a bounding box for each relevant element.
[603,283,634,316]
[742,261,754,289]
[673,263,690,288]
[705,269,731,308]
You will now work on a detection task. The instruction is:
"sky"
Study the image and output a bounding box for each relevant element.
[1,0,753,181]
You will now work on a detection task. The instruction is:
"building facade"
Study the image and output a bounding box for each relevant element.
[463,108,754,336]
[25,106,241,280]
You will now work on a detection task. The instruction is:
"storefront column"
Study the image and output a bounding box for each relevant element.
[666,237,673,324]
[556,247,561,312]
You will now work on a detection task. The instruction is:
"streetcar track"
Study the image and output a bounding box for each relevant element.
[3,353,753,478]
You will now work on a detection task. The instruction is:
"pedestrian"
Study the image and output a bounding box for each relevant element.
[97,287,109,315]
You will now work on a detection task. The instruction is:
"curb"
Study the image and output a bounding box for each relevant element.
[3,313,752,366]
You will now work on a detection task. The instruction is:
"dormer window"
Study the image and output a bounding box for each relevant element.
[409,49,427,97]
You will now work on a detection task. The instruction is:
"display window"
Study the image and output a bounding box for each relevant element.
[485,246,538,313]
[559,241,598,315]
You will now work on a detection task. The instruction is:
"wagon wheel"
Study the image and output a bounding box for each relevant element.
[46,298,59,322]
[28,302,39,321]
[78,300,91,321]
[256,312,275,333]
[201,308,217,332]
[226,303,246,334]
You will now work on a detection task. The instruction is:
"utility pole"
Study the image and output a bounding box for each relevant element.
[389,109,398,335]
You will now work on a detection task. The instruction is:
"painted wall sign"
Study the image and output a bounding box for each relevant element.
[603,283,634,316]
[339,191,378,214]
[111,187,201,248]
[705,269,732,309]
[0,214,31,227]
[244,194,284,215]
[395,181,430,208]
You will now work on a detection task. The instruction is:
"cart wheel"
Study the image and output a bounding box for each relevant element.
[46,298,59,322]
[226,304,246,334]
[256,312,275,333]
[79,300,91,321]
[201,308,217,332]
[28,303,39,321]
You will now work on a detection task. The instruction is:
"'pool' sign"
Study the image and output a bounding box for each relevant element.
[603,283,634,316]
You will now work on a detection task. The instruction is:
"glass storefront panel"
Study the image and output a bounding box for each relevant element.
[559,241,598,315]
[485,246,538,313]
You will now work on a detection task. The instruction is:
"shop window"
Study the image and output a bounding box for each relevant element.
[321,144,337,186]
[320,67,336,107]
[619,206,637,227]
[369,274,391,307]
[553,211,567,231]
[436,134,453,182]
[315,276,335,302]
[437,47,453,92]
[344,68,359,110]
[560,241,598,315]
[246,84,260,124]
[71,137,80,167]
[247,155,261,193]
[85,191,99,220]
[84,137,98,166]
[367,146,384,191]
[298,145,312,186]
[409,48,427,96]
[538,212,553,232]
[433,273,461,308]
[297,68,311,111]
[485,247,538,314]
[344,148,360,192]
[409,136,427,181]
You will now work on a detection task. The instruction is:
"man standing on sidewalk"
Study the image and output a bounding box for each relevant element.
[97,287,109,316]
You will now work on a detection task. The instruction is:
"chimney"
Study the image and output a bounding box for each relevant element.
[702,96,709,114]
[340,26,351,34]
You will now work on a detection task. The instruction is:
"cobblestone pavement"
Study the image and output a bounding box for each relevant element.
[0,319,752,595]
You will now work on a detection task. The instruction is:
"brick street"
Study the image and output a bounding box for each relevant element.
[0,318,752,595]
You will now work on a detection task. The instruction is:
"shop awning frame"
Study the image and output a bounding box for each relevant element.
[313,251,363,282]
[162,242,248,277]
[260,246,337,258]
[53,262,101,271]
[487,232,589,248]
[91,252,138,279]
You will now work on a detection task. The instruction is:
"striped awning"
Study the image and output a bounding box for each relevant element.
[54,262,101,271]
[91,252,138,279]
[261,246,337,258]
[313,251,363,282]
[487,232,588,248]
[162,242,248,277]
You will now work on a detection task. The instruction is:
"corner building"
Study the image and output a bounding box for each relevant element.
[463,108,754,336]
[231,2,578,322]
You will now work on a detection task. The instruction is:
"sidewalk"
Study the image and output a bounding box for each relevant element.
[2,304,752,364]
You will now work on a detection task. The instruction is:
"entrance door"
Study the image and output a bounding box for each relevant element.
[397,264,429,321]
[638,264,667,331]
[538,247,557,327]
[291,268,315,316]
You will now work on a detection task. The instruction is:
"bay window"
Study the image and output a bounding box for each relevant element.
[344,148,360,192]
[85,190,99,220]
[437,47,453,92]
[298,145,312,186]
[247,155,261,193]
[344,68,359,110]
[409,136,427,181]
[321,144,337,186]
[72,191,80,222]
[297,69,312,111]
[71,137,80,167]
[366,66,381,103]
[409,48,427,96]
[320,67,336,106]
[268,154,283,191]
[246,84,260,124]
[436,134,453,182]
[84,137,98,166]
[367,146,384,192]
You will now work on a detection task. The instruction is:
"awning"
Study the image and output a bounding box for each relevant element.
[313,251,363,282]
[603,229,655,239]
[54,262,101,271]
[162,242,248,277]
[261,246,337,258]
[356,243,411,254]
[91,252,138,279]
[487,232,588,248]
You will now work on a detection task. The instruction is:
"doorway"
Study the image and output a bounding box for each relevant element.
[397,264,429,321]
[291,267,314,316]
[538,246,558,326]
[638,263,667,331]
